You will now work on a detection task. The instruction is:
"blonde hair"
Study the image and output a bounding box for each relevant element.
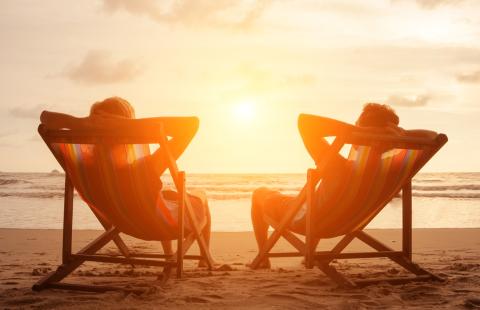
[90,97,135,119]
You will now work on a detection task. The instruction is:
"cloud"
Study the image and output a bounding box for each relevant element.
[64,50,143,85]
[457,70,480,83]
[102,0,272,30]
[387,94,431,107]
[9,104,45,119]
[392,0,467,9]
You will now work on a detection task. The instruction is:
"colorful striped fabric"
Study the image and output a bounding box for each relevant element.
[312,145,422,238]
[52,142,178,240]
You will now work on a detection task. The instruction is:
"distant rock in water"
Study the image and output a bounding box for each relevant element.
[50,169,62,175]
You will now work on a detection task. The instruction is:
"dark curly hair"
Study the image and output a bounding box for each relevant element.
[356,103,399,127]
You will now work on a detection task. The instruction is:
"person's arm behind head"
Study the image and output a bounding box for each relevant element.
[297,114,353,167]
[40,111,91,130]
[149,117,199,176]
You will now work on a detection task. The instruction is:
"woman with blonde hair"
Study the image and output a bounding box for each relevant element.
[41,97,212,265]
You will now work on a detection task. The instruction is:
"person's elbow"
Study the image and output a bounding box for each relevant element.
[192,116,200,133]
[297,113,313,132]
[183,116,199,138]
[40,110,51,124]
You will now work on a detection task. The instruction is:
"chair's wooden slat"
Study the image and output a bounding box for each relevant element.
[70,254,176,267]
[402,180,413,260]
[305,169,315,268]
[265,215,305,254]
[176,171,185,278]
[268,252,304,257]
[62,176,73,264]
[315,251,403,260]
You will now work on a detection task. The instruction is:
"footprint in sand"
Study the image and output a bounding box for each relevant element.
[400,285,444,302]
[204,294,223,300]
[31,267,52,276]
[5,297,44,306]
[4,281,18,285]
[302,279,329,286]
[451,262,480,271]
[265,293,301,301]
[184,296,210,303]
[464,298,480,308]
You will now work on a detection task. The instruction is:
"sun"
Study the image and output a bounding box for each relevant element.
[232,100,256,123]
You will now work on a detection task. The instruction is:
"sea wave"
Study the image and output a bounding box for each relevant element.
[1,171,480,200]
[412,192,480,199]
[0,178,30,185]
[0,192,65,199]
[1,190,479,200]
[413,185,480,191]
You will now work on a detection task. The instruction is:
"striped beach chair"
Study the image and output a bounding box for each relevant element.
[33,117,213,292]
[250,115,448,287]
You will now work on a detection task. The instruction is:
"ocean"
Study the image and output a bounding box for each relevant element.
[0,171,479,231]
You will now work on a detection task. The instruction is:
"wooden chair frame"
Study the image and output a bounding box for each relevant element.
[33,123,214,293]
[251,130,448,288]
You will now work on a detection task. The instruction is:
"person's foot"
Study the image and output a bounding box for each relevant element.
[197,258,218,268]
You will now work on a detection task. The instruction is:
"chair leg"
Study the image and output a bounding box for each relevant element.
[177,174,185,278]
[32,227,118,291]
[402,180,413,260]
[311,230,443,288]
[112,235,131,258]
[185,202,214,269]
[315,261,356,288]
[313,234,356,288]
[323,233,356,264]
[305,169,315,269]
[354,231,442,282]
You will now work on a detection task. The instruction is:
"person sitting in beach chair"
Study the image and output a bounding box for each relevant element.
[33,97,214,292]
[250,103,447,287]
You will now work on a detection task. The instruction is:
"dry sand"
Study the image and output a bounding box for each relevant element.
[0,228,479,309]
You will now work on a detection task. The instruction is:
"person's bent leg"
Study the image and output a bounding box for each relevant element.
[161,241,173,256]
[251,187,284,269]
[251,188,295,269]
[251,187,271,252]
[188,190,212,267]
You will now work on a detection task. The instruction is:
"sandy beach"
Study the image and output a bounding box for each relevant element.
[1,228,479,309]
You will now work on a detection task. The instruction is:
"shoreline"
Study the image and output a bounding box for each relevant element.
[0,226,480,232]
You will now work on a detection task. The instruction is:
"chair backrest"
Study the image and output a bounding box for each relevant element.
[312,130,447,238]
[39,124,179,240]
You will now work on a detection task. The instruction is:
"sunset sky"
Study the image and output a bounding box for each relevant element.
[1,0,480,173]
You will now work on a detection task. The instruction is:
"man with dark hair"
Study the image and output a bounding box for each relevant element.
[250,103,437,268]
[356,103,399,127]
